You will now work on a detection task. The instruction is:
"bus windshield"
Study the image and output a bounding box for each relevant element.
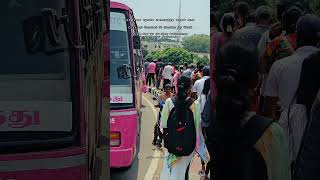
[0,0,74,153]
[110,10,134,108]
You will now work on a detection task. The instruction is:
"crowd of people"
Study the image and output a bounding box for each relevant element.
[144,1,320,179]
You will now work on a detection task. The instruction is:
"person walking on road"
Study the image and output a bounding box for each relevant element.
[160,76,209,180]
[162,63,174,89]
[153,84,173,148]
[147,60,156,87]
[144,59,149,76]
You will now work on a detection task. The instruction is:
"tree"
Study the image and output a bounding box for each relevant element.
[195,56,210,67]
[145,48,195,65]
[142,46,148,58]
[182,34,210,53]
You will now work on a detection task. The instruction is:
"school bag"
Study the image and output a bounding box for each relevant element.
[163,97,196,156]
[241,115,274,180]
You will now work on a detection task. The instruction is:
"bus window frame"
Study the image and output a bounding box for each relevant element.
[0,1,80,154]
[110,8,136,110]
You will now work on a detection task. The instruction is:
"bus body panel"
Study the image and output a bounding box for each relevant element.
[110,2,143,168]
[0,0,107,178]
[0,148,86,180]
[110,109,137,167]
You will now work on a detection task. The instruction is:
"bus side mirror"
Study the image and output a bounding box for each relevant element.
[133,35,141,49]
[117,64,132,79]
[41,8,63,47]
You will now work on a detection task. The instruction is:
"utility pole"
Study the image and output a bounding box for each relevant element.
[177,0,182,44]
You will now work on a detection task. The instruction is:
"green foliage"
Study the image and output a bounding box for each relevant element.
[194,56,210,67]
[181,34,210,53]
[142,46,148,58]
[145,48,195,65]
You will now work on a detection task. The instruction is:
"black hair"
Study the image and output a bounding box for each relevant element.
[291,51,320,117]
[210,12,218,28]
[212,39,259,179]
[235,1,250,18]
[297,14,320,47]
[202,78,210,95]
[221,14,236,33]
[203,66,210,76]
[245,9,256,23]
[176,76,192,121]
[282,5,303,34]
[277,0,291,21]
[165,84,172,90]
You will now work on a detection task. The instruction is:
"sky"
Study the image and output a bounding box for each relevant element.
[111,0,210,36]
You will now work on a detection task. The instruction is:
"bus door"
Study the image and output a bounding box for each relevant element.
[79,0,107,179]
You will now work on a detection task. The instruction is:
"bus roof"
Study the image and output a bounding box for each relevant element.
[110,1,131,11]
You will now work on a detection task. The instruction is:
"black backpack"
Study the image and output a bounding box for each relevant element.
[163,97,196,156]
[241,115,274,180]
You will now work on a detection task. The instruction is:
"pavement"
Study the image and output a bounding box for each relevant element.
[110,87,203,180]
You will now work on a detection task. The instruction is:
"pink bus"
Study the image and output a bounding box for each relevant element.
[0,0,108,179]
[109,2,143,168]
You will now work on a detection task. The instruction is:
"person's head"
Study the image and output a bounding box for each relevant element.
[245,9,256,24]
[214,39,258,178]
[216,39,258,129]
[295,51,320,115]
[177,75,192,101]
[277,0,291,21]
[190,63,195,69]
[198,64,204,71]
[282,5,303,34]
[179,65,184,72]
[255,5,272,26]
[235,1,250,23]
[184,62,188,67]
[202,66,210,76]
[220,13,236,35]
[210,12,218,30]
[297,14,320,48]
[164,84,172,94]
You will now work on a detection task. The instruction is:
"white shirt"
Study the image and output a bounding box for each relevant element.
[192,76,209,98]
[263,46,319,110]
[257,30,270,56]
[162,65,174,80]
[279,104,308,164]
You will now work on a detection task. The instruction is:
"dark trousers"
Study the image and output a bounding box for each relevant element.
[147,73,155,86]
[153,111,163,143]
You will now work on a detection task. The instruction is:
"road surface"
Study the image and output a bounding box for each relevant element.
[110,92,203,180]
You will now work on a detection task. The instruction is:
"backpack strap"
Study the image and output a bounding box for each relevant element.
[243,115,274,147]
[185,98,195,108]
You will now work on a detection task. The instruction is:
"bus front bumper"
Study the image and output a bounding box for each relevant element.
[110,147,134,168]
